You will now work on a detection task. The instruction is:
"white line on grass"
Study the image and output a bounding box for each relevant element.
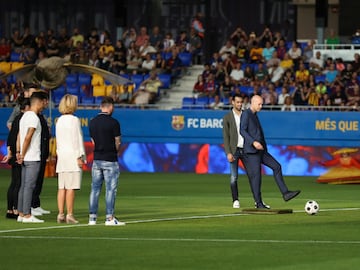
[0,207,359,235]
[0,235,360,245]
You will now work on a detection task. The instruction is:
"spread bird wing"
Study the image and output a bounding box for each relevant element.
[64,63,132,85]
[0,64,36,84]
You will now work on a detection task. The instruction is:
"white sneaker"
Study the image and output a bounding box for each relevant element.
[17,216,23,222]
[233,200,240,208]
[88,220,97,226]
[105,218,126,226]
[33,207,51,215]
[22,215,44,223]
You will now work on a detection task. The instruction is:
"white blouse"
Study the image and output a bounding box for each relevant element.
[55,114,85,172]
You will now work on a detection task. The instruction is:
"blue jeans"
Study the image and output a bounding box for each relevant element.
[229,148,244,202]
[18,161,40,215]
[89,160,120,220]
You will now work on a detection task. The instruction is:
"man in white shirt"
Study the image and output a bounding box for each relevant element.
[17,91,47,223]
[230,62,244,85]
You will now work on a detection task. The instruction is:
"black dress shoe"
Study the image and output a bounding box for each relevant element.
[255,202,271,209]
[283,190,301,202]
[6,213,19,219]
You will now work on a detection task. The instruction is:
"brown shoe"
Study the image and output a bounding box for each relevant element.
[57,213,65,223]
[66,214,79,224]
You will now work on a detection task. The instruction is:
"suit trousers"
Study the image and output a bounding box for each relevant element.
[243,150,288,203]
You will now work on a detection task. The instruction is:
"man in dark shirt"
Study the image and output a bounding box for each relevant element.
[88,97,125,226]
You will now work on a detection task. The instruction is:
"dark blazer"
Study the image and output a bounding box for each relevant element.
[222,110,240,155]
[240,108,266,154]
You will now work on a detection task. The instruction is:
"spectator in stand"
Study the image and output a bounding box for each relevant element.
[189,27,203,65]
[139,38,157,59]
[302,39,316,64]
[175,30,190,51]
[98,37,115,70]
[10,28,24,52]
[0,37,11,62]
[126,48,142,74]
[122,27,137,49]
[236,37,249,63]
[326,28,340,46]
[140,53,155,74]
[280,52,294,72]
[149,26,163,51]
[209,52,223,70]
[88,50,100,68]
[335,58,345,72]
[46,37,60,57]
[154,52,166,74]
[288,41,302,70]
[278,86,290,105]
[112,40,127,74]
[254,62,269,84]
[219,75,235,100]
[315,81,327,96]
[230,27,248,46]
[276,38,287,60]
[203,73,217,97]
[191,12,205,40]
[209,95,224,110]
[118,85,132,104]
[309,51,324,75]
[243,65,254,85]
[351,53,360,72]
[282,69,296,87]
[23,26,36,48]
[330,84,347,108]
[162,32,175,53]
[341,63,354,84]
[295,62,310,84]
[346,83,360,108]
[69,27,84,48]
[307,84,321,107]
[262,41,275,62]
[281,96,296,111]
[164,49,182,81]
[214,61,227,85]
[325,63,338,86]
[131,70,163,105]
[219,40,236,61]
[258,26,273,48]
[229,62,244,85]
[345,71,359,97]
[202,63,212,81]
[262,83,278,105]
[193,74,205,97]
[135,26,150,49]
[291,84,308,106]
[249,41,263,63]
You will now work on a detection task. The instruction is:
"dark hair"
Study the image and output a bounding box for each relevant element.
[17,96,30,110]
[101,96,114,105]
[30,90,48,101]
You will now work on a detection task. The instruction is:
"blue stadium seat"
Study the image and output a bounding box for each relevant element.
[52,85,66,98]
[182,97,194,109]
[80,96,94,105]
[65,73,78,86]
[131,74,144,90]
[178,52,192,67]
[158,73,171,89]
[67,85,80,95]
[78,73,91,86]
[10,52,21,62]
[94,96,104,104]
[315,75,326,84]
[194,96,209,109]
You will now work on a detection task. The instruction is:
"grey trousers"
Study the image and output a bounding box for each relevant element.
[18,161,40,215]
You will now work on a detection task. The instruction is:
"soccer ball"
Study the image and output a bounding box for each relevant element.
[304,200,319,215]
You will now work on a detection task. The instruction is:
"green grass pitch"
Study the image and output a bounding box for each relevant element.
[0,169,359,269]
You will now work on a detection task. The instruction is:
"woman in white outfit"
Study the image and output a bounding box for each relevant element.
[55,94,86,224]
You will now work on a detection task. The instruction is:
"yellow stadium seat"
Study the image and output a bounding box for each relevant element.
[0,62,12,74]
[92,85,106,96]
[91,74,104,86]
[11,61,25,71]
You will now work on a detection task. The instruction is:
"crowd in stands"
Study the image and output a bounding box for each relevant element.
[1,18,360,111]
[191,25,360,111]
[0,18,203,107]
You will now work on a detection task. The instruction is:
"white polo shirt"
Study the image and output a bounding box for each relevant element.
[19,111,41,161]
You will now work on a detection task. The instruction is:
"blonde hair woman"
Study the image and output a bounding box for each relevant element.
[56,94,86,224]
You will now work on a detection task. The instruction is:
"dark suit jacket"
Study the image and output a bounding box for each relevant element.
[240,108,267,154]
[222,110,241,156]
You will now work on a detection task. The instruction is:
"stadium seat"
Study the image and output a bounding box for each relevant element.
[91,74,104,86]
[94,96,104,104]
[131,74,144,90]
[161,52,172,61]
[67,85,80,95]
[65,73,78,86]
[158,73,171,89]
[78,73,92,86]
[80,96,94,105]
[10,52,21,62]
[315,75,326,84]
[195,96,209,109]
[178,52,192,67]
[92,85,106,96]
[0,61,12,73]
[182,97,194,109]
[11,61,24,71]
